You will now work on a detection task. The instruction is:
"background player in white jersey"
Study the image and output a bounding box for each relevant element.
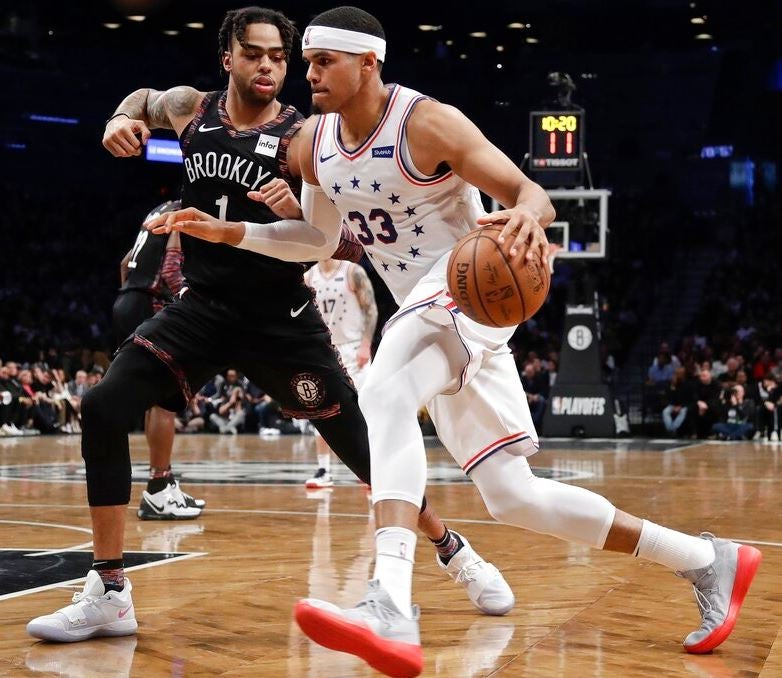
[304,258,377,488]
[150,7,762,676]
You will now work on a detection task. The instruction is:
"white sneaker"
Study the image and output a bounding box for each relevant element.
[259,427,281,437]
[305,467,333,489]
[27,571,137,642]
[137,484,202,520]
[295,580,423,677]
[169,478,206,509]
[436,531,515,616]
[679,533,762,653]
[771,431,779,442]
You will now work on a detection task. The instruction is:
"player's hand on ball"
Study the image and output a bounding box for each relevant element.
[146,208,245,245]
[248,179,303,219]
[102,117,151,158]
[477,205,549,262]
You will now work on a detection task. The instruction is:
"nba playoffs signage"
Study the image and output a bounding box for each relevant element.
[544,304,615,436]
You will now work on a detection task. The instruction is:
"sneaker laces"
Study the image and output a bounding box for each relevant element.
[691,584,720,623]
[455,563,480,585]
[358,598,400,628]
[64,591,104,623]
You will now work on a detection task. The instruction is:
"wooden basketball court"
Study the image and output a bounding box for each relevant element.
[1,433,780,676]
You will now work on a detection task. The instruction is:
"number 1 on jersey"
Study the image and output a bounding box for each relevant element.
[127,230,149,270]
[215,194,229,220]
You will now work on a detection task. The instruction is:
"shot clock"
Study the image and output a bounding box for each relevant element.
[529,111,584,170]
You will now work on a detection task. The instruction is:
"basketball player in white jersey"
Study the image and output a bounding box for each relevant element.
[150,7,762,676]
[304,258,377,488]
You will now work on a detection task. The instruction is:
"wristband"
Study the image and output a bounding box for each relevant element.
[105,112,130,126]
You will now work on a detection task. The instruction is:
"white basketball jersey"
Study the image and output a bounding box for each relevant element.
[306,261,364,345]
[312,85,485,305]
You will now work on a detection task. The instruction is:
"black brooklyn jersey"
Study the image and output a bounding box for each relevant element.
[180,90,305,307]
[122,200,181,293]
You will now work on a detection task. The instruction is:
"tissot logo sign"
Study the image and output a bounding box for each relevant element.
[551,396,606,416]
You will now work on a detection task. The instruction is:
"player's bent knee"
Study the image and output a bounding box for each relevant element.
[80,386,116,436]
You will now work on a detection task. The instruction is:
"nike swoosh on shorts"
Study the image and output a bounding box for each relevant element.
[290,301,309,317]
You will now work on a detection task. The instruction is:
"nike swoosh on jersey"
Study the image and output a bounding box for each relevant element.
[290,301,309,317]
[319,152,338,163]
[198,124,223,132]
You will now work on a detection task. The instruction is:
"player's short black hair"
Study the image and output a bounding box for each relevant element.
[308,6,385,41]
[218,6,299,66]
[308,6,385,67]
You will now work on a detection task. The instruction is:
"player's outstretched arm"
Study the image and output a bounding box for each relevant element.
[406,100,555,261]
[147,183,343,263]
[102,86,205,158]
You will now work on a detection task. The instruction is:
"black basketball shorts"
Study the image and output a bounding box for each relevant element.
[127,286,356,417]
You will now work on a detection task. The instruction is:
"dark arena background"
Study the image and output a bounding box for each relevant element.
[2,1,782,676]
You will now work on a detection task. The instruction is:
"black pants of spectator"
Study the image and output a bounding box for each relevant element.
[758,406,779,438]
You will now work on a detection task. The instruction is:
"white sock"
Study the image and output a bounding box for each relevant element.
[634,520,715,572]
[373,527,416,618]
[317,453,330,473]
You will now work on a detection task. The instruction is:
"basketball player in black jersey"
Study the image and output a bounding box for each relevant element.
[113,199,205,520]
[26,7,512,643]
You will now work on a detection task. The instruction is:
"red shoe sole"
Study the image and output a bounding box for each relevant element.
[294,600,423,678]
[685,544,762,654]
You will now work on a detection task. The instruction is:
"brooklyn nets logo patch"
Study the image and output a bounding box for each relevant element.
[290,372,326,408]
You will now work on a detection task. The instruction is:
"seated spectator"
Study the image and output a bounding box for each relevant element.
[653,342,681,370]
[648,350,674,386]
[661,367,695,437]
[209,368,246,435]
[694,367,722,438]
[0,364,25,436]
[175,399,207,433]
[756,375,781,442]
[521,363,547,431]
[712,384,755,440]
[717,356,742,386]
[752,349,775,381]
[66,370,90,412]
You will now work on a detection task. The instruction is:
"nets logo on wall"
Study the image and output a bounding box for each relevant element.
[0,460,593,485]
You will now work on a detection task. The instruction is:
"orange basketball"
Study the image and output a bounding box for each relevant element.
[446,224,550,327]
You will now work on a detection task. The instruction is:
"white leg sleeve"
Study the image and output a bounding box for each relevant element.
[360,313,467,507]
[471,451,616,548]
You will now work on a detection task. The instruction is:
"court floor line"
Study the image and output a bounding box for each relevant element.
[0,551,206,602]
[2,505,780,550]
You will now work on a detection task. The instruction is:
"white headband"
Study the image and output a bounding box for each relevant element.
[303,25,386,62]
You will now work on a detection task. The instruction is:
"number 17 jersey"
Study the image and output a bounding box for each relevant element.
[312,84,485,305]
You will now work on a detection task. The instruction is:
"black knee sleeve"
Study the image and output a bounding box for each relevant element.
[82,345,180,506]
[313,382,371,484]
[81,386,133,506]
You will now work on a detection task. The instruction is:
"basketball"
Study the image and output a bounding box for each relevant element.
[446,224,550,327]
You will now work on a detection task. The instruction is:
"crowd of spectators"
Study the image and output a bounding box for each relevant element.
[2,177,778,440]
[645,340,781,441]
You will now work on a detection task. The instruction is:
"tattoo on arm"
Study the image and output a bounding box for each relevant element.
[111,89,153,123]
[146,91,173,129]
[112,86,202,130]
[352,265,378,342]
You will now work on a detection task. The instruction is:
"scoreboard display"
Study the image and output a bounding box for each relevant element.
[529,111,584,170]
